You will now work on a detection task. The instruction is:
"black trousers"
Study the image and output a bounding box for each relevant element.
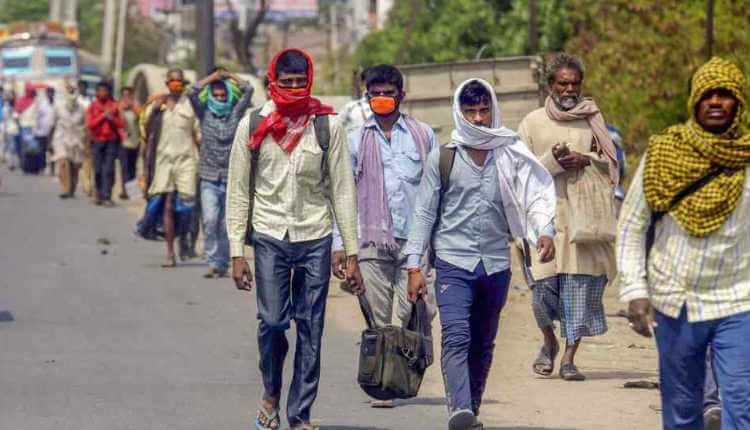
[118,146,138,184]
[92,139,118,201]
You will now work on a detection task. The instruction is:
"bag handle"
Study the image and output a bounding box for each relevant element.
[357,292,378,330]
[407,298,431,339]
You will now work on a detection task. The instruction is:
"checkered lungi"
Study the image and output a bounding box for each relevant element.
[531,274,608,345]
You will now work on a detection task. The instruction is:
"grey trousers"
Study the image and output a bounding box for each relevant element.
[358,241,436,328]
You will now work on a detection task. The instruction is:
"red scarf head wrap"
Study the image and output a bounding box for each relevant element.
[15,83,37,114]
[250,48,334,153]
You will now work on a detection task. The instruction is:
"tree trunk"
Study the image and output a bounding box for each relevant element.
[224,0,268,73]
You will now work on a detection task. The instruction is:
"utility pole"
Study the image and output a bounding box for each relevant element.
[113,0,128,95]
[528,0,539,54]
[196,0,215,77]
[705,0,715,60]
[50,0,63,21]
[64,0,79,24]
[329,4,339,86]
[101,0,117,74]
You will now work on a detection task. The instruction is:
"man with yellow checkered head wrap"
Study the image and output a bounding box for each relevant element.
[617,57,750,430]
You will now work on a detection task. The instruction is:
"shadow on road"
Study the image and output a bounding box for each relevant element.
[0,310,14,322]
[319,427,389,430]
[584,370,657,380]
[486,427,577,430]
[395,397,501,407]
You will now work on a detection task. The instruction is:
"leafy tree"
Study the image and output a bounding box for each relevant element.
[354,0,568,68]
[0,0,48,23]
[565,0,750,158]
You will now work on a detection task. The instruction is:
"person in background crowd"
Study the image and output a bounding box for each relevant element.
[15,84,38,174]
[226,48,362,430]
[1,90,18,170]
[332,64,438,409]
[188,67,253,279]
[32,87,56,176]
[518,53,618,381]
[77,80,95,198]
[405,79,556,430]
[52,81,86,199]
[338,68,373,135]
[117,86,141,200]
[140,68,200,268]
[86,81,125,207]
[606,124,627,205]
[618,57,750,430]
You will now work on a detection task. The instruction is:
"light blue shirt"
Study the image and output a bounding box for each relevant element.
[405,145,514,275]
[332,115,437,251]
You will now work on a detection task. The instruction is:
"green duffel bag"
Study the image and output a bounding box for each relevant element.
[357,294,433,400]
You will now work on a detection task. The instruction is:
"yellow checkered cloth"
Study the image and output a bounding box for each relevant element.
[644,57,750,237]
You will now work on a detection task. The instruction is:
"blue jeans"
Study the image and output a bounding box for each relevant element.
[2,133,19,168]
[655,308,750,430]
[252,232,332,427]
[704,345,720,412]
[200,180,229,270]
[434,258,510,415]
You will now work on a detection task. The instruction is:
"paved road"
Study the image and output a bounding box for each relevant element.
[0,172,453,430]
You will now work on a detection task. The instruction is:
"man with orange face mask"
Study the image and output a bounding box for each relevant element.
[331,65,438,408]
[225,49,362,430]
[141,68,200,267]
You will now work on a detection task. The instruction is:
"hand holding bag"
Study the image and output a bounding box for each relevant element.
[356,294,433,400]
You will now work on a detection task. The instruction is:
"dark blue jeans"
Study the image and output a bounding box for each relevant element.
[252,232,332,427]
[704,346,720,412]
[655,308,750,430]
[434,258,510,415]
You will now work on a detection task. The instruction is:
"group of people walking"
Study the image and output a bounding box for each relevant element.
[225,49,749,430]
[3,48,747,430]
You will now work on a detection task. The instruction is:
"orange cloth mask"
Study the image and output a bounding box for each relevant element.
[167,80,185,93]
[369,96,397,116]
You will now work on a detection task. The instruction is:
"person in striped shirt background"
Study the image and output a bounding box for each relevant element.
[617,57,750,430]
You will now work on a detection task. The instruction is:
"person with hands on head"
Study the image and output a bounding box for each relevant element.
[617,57,750,430]
[404,79,556,430]
[225,48,361,430]
[188,66,254,279]
[517,53,619,382]
[331,64,438,409]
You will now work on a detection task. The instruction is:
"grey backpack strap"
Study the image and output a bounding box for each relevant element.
[245,108,264,245]
[313,114,330,152]
[428,146,456,265]
[313,114,331,171]
[438,146,456,192]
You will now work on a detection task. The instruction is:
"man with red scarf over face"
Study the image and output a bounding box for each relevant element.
[226,49,363,430]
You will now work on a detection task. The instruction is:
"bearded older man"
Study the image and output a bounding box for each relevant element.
[618,57,750,430]
[518,53,619,381]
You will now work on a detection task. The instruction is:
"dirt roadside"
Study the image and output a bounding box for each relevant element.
[121,195,663,429]
[327,274,663,430]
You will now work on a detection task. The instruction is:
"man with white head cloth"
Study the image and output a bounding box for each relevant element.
[404,79,556,430]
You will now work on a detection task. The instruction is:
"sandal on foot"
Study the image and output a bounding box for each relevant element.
[532,343,559,376]
[560,363,586,381]
[449,409,477,430]
[254,403,280,430]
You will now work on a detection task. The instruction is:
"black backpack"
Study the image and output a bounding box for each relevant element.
[243,108,331,245]
[357,294,433,400]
